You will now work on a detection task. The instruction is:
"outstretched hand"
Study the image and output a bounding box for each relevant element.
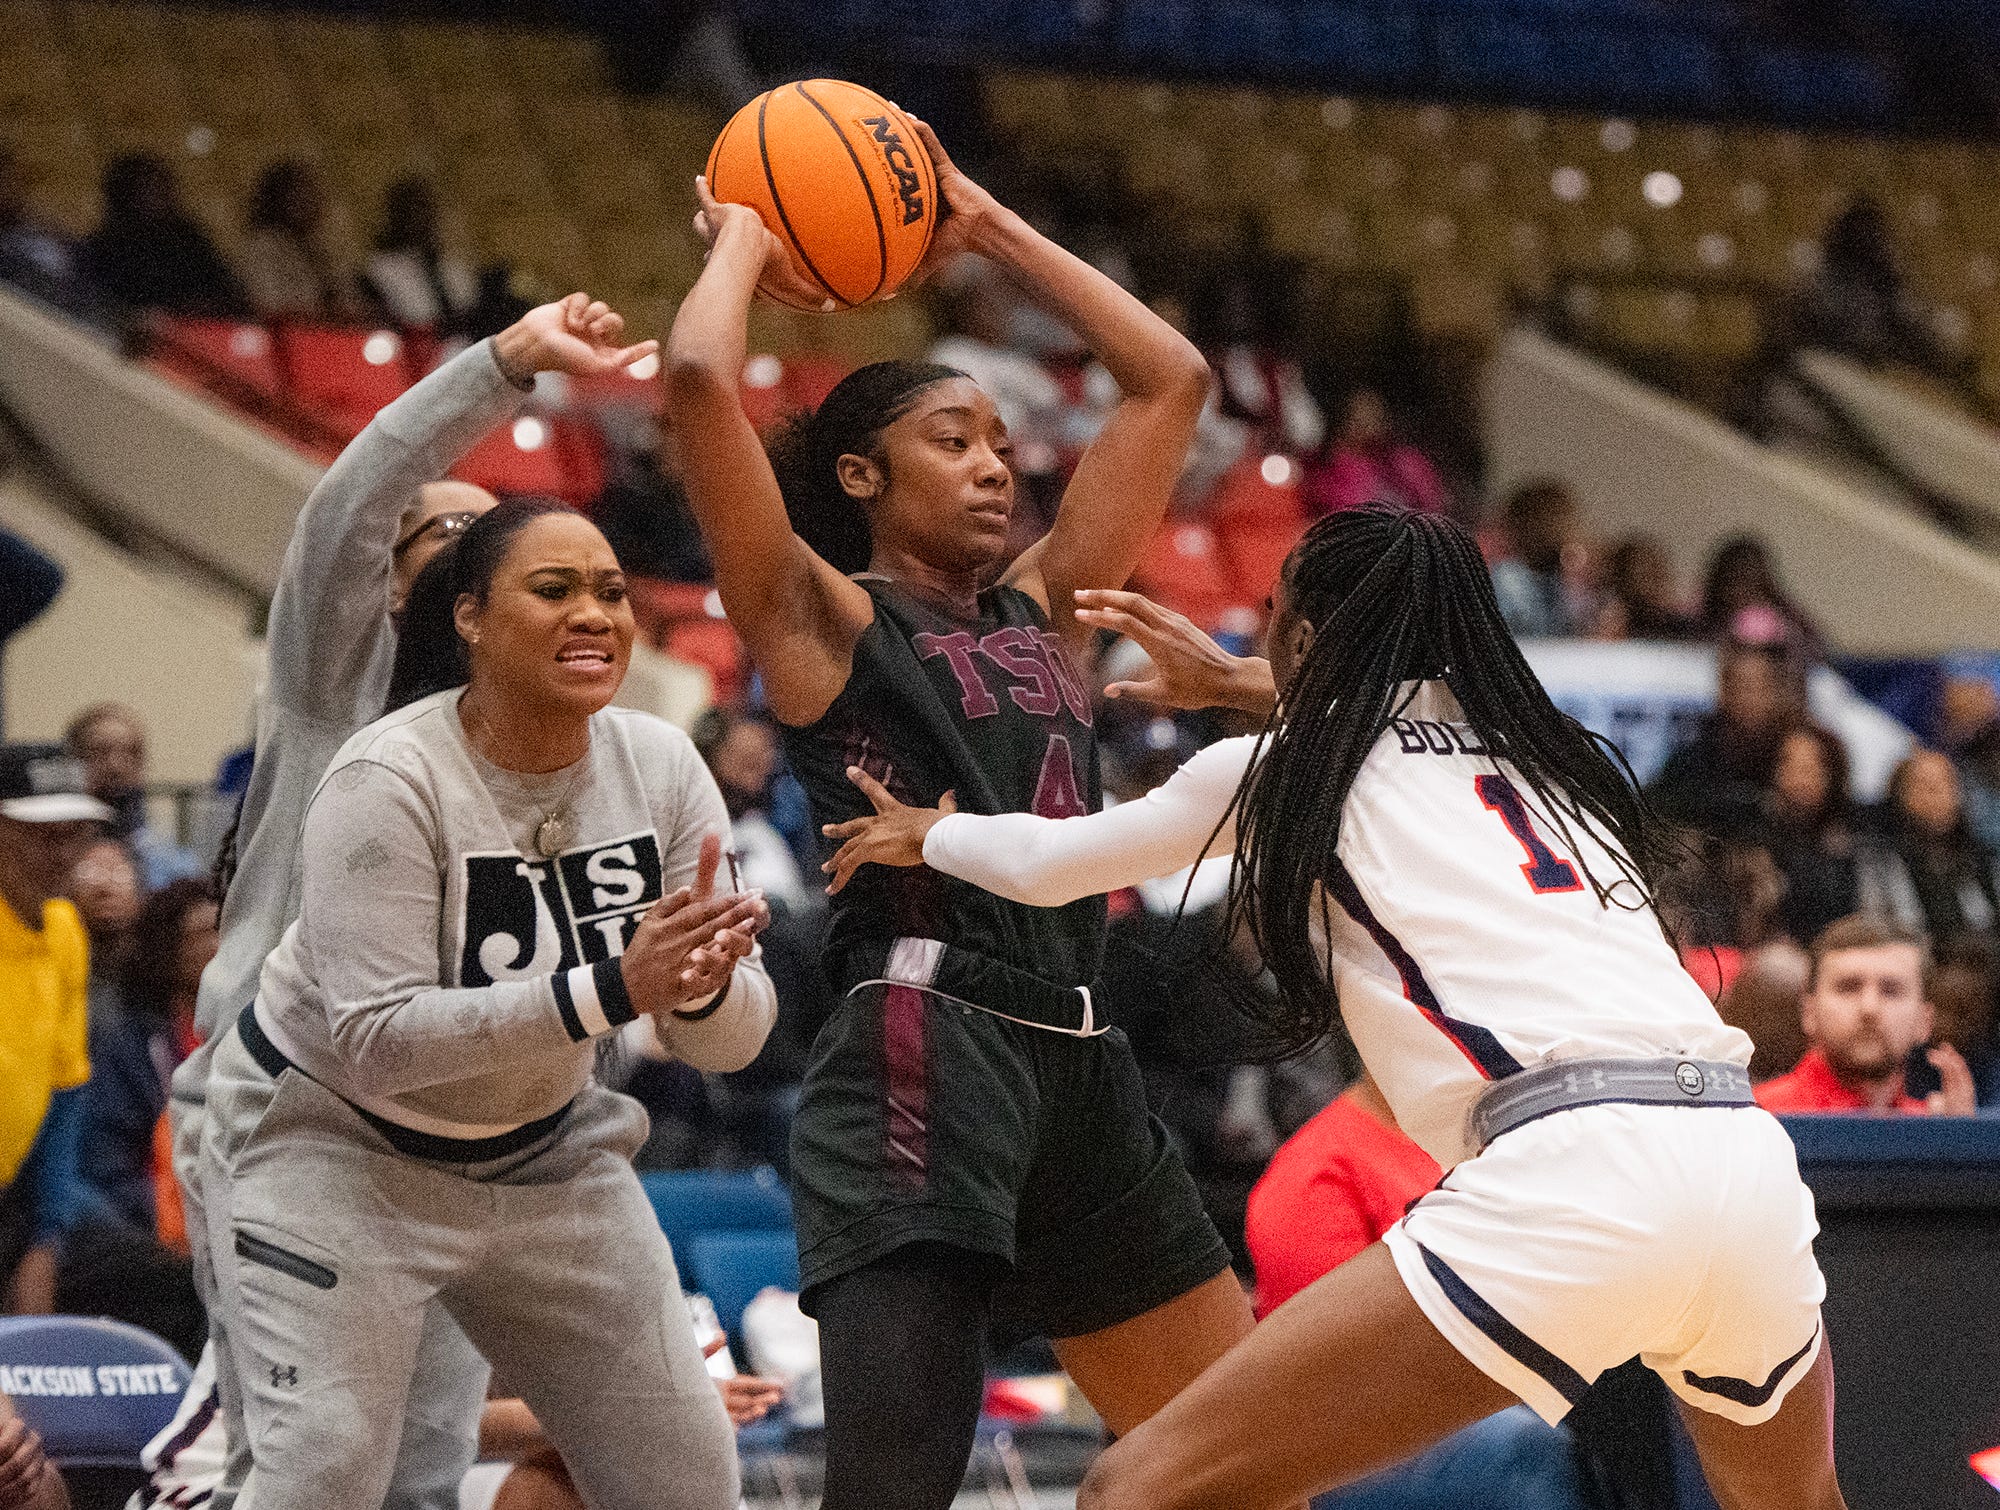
[820,768,958,895]
[1074,588,1278,717]
[494,293,658,382]
[697,1336,786,1426]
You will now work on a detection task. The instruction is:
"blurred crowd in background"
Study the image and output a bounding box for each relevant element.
[4,64,1997,1385]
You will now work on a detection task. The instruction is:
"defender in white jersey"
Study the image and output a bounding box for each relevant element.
[822,508,1844,1510]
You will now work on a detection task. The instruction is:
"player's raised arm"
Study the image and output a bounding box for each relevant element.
[663,185,875,726]
[902,123,1210,645]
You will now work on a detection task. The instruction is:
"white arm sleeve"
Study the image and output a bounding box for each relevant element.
[920,735,1257,907]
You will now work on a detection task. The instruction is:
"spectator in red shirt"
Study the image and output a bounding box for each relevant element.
[1755,914,1976,1115]
[1245,1073,1439,1318]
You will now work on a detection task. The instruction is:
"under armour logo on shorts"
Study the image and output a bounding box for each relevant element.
[270,1364,298,1388]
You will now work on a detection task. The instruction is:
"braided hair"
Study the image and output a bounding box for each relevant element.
[765,360,965,573]
[1225,506,1683,1057]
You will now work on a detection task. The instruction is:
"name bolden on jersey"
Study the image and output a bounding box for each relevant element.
[459,831,663,987]
[1389,716,1491,757]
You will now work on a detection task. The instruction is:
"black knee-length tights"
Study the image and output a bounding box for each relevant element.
[813,1242,1003,1510]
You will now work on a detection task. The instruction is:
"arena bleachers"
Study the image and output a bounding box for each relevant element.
[6,1,1998,406]
[0,1,927,361]
[983,69,2000,399]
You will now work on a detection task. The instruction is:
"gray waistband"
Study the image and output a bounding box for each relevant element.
[1470,1056,1755,1151]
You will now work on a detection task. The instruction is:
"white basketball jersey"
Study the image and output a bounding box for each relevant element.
[1328,681,1751,1167]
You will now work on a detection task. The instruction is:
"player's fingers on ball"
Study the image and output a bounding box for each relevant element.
[908,116,951,168]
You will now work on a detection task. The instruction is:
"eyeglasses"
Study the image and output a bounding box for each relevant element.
[392,510,479,561]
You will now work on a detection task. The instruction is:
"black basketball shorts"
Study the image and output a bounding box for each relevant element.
[790,981,1231,1340]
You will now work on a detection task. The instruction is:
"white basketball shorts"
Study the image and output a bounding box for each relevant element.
[1384,1100,1825,1428]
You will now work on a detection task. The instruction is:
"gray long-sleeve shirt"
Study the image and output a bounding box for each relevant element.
[254,692,774,1136]
[175,341,526,1106]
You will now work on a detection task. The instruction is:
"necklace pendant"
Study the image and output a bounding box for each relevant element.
[534,815,568,859]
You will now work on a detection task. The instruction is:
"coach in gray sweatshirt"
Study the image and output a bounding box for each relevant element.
[203,494,769,1510]
[171,295,663,1510]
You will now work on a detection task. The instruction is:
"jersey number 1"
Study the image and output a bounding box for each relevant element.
[1475,775,1583,895]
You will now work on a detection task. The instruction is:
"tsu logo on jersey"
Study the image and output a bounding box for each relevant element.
[460,831,663,986]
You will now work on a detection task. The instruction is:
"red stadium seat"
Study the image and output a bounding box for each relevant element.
[565,363,664,416]
[452,416,604,503]
[275,324,418,438]
[1209,456,1307,531]
[1218,515,1307,605]
[664,617,748,705]
[148,317,286,405]
[738,353,853,431]
[628,579,716,645]
[1209,456,1309,602]
[1131,520,1245,632]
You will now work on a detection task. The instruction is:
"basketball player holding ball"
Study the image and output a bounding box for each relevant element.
[665,112,1274,1510]
[823,510,1847,1510]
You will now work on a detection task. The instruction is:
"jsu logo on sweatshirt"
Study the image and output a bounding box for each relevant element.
[459,831,663,987]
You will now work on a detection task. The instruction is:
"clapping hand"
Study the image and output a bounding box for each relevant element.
[1926,1042,1978,1117]
[0,1412,54,1510]
[620,835,769,1016]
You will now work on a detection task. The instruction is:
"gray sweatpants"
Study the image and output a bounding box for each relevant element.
[171,1062,488,1510]
[199,1027,739,1510]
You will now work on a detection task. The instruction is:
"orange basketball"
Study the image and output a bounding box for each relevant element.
[706,80,939,311]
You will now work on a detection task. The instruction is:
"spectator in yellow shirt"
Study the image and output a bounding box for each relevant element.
[0,743,109,1312]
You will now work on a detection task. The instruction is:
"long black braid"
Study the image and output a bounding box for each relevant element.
[1224,506,1684,1058]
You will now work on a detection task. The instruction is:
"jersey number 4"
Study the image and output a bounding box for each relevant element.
[1475,775,1583,895]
